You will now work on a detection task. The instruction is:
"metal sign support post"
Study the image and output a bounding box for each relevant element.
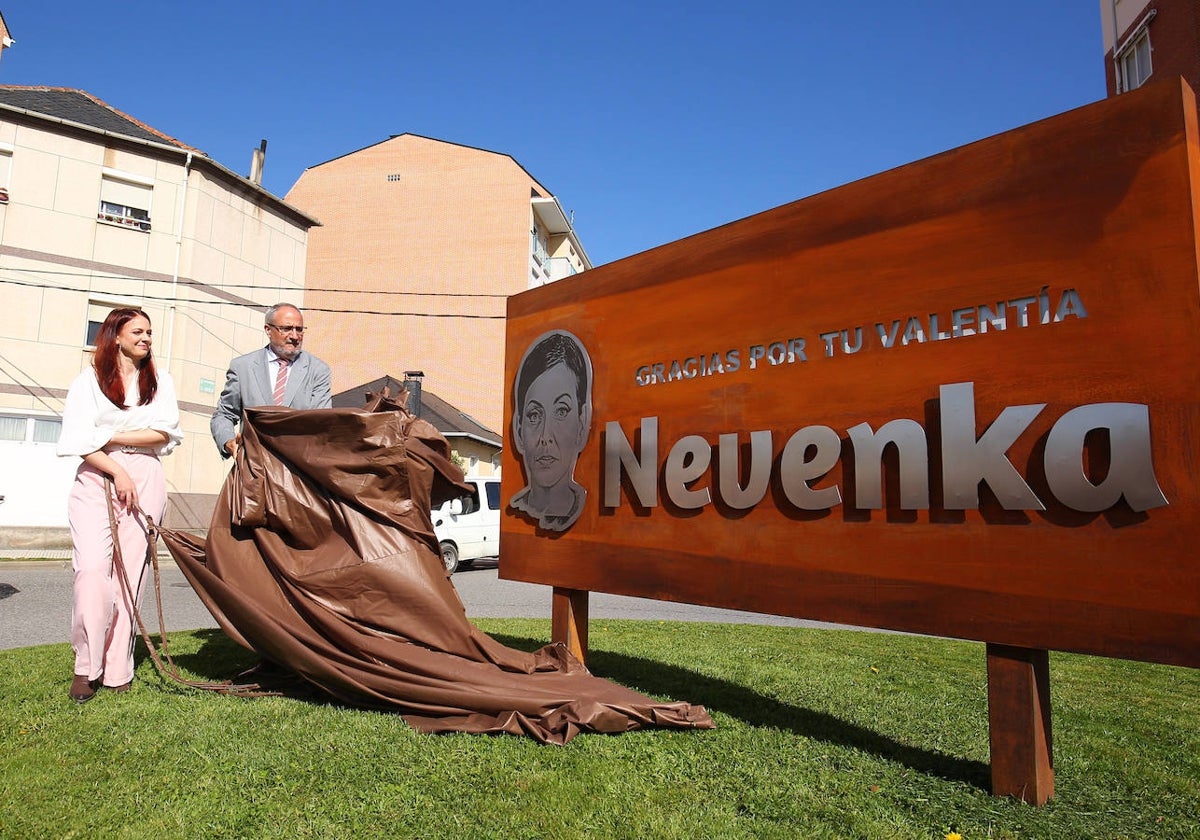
[986,644,1054,804]
[552,587,589,664]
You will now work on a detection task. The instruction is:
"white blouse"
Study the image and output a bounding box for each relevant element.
[57,368,183,458]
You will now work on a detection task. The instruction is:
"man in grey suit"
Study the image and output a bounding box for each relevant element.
[211,302,333,458]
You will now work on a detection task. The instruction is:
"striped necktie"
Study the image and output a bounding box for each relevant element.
[272,358,290,405]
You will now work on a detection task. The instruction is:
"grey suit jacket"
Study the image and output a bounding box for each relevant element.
[210,347,333,457]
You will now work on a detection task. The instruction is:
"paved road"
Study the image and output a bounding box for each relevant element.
[0,557,850,651]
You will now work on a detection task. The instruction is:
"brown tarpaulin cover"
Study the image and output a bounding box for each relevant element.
[159,406,713,744]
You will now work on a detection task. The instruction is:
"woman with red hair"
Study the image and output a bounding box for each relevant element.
[57,307,182,703]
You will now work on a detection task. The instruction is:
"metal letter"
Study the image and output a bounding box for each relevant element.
[978,303,1006,333]
[603,417,659,508]
[779,425,843,510]
[1009,296,1036,327]
[1044,403,1169,512]
[847,419,929,509]
[951,307,976,337]
[819,332,838,357]
[788,337,807,362]
[841,328,863,354]
[717,430,772,510]
[940,382,1046,510]
[929,313,951,340]
[901,318,926,346]
[1055,289,1088,322]
[664,435,712,509]
[876,321,901,348]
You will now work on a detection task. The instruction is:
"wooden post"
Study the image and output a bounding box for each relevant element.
[986,644,1054,804]
[551,587,589,665]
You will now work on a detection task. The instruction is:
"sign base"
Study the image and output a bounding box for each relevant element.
[987,644,1055,804]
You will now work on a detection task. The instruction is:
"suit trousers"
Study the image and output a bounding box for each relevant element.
[67,451,167,687]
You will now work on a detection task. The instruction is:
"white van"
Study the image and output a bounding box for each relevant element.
[433,476,501,573]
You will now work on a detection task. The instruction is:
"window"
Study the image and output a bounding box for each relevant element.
[86,301,109,346]
[32,418,60,443]
[0,414,62,443]
[98,171,152,231]
[1118,28,1152,92]
[86,300,138,346]
[485,480,500,511]
[460,486,481,515]
[0,415,24,441]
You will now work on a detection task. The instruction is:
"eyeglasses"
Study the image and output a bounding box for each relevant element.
[267,324,306,335]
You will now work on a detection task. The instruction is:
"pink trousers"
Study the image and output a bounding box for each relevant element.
[67,451,167,687]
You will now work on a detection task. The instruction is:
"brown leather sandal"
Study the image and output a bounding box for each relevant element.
[69,675,97,704]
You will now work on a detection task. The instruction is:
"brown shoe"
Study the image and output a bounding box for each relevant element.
[106,681,133,693]
[69,675,97,704]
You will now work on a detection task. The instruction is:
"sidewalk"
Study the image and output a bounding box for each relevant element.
[0,549,174,561]
[0,549,71,560]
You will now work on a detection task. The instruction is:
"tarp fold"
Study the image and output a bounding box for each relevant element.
[160,407,713,744]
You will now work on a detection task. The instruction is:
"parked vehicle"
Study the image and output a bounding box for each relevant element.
[433,476,500,573]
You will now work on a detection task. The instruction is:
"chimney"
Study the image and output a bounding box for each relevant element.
[249,139,267,185]
[0,12,15,65]
[403,371,425,417]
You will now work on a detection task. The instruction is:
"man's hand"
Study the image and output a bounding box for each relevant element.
[225,436,241,458]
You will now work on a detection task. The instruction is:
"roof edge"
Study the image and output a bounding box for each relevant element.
[0,87,320,229]
[299,131,552,196]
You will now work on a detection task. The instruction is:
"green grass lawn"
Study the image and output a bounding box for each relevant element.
[1,620,1196,839]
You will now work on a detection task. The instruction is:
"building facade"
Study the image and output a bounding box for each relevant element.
[285,134,590,435]
[1101,0,1200,98]
[0,87,317,547]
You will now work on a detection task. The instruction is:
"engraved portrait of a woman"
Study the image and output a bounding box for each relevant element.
[509,330,593,532]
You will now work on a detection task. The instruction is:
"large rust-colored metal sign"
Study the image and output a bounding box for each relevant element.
[505,78,1200,667]
[501,79,1200,800]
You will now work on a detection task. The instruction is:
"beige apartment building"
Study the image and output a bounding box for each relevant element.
[285,134,591,436]
[0,86,317,547]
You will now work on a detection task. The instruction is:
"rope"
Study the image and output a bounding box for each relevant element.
[104,477,279,697]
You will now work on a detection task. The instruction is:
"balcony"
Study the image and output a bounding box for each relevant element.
[545,257,578,281]
[97,200,151,232]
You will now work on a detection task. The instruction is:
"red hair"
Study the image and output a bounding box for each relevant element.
[92,308,158,409]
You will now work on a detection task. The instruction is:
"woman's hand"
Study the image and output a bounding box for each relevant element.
[81,450,143,512]
[110,465,138,510]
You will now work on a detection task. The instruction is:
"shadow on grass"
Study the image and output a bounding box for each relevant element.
[142,627,990,792]
[135,628,329,704]
[491,632,992,792]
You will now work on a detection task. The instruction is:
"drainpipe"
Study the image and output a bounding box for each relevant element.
[1110,0,1123,93]
[163,151,192,371]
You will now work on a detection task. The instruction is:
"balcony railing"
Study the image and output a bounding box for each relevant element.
[98,201,151,232]
[545,256,579,281]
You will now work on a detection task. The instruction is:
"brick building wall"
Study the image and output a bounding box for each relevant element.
[1103,0,1200,99]
[286,135,560,433]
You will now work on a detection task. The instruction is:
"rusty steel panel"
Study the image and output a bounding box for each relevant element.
[501,78,1200,669]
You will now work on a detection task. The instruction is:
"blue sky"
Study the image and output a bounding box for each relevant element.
[0,2,1105,267]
